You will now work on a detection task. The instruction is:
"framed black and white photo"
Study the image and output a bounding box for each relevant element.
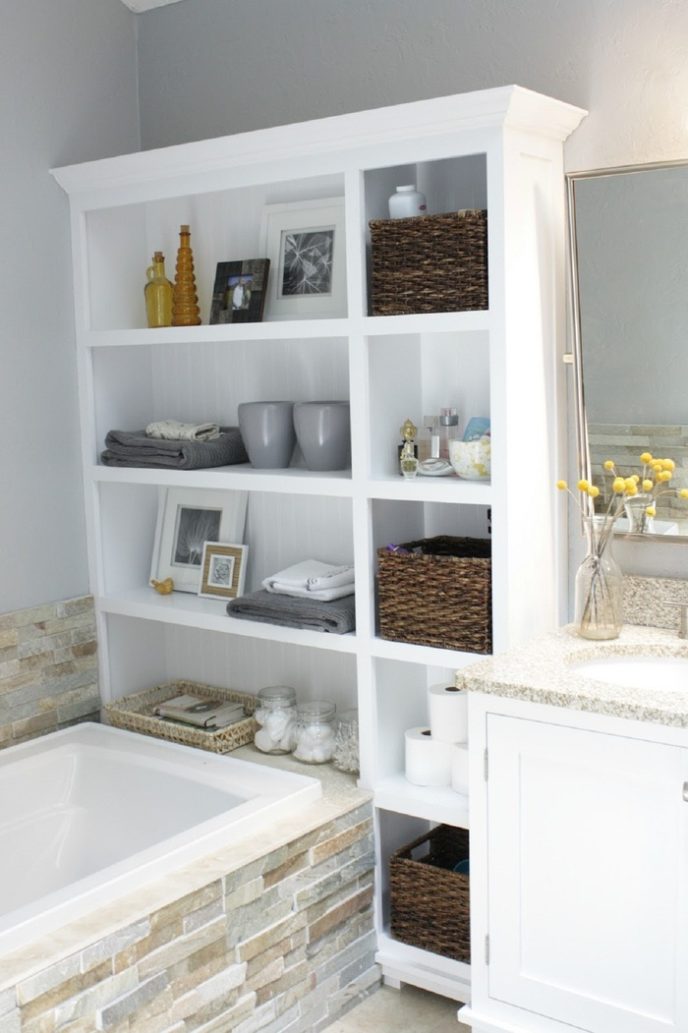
[208,259,270,324]
[150,488,248,594]
[198,542,248,600]
[260,198,346,319]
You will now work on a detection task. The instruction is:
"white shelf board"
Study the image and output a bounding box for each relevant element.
[376,931,471,1002]
[90,464,354,497]
[362,311,490,337]
[369,636,488,669]
[366,475,492,504]
[82,319,350,347]
[82,311,491,349]
[374,774,469,826]
[97,588,358,653]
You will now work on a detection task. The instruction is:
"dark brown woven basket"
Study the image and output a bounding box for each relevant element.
[390,824,470,962]
[369,210,488,316]
[377,536,492,653]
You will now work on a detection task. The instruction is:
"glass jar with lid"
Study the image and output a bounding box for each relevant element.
[253,685,297,754]
[292,701,336,763]
[332,708,359,774]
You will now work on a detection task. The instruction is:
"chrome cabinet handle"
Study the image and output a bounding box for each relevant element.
[683,782,688,802]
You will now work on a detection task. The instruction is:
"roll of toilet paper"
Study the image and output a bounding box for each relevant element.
[428,683,468,744]
[404,726,452,787]
[450,742,470,794]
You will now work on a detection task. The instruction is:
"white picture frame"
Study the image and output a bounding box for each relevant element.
[260,197,346,319]
[150,488,248,594]
[198,542,248,600]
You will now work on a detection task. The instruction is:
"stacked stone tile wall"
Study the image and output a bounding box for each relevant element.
[0,595,99,749]
[1,803,378,1032]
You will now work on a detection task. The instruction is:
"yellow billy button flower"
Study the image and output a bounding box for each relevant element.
[588,485,600,498]
[642,479,654,492]
[556,480,568,491]
[646,506,656,517]
[657,470,673,483]
[612,477,626,493]
[603,460,615,471]
[662,459,676,471]
[625,482,638,496]
[640,452,653,464]
[577,479,590,492]
[680,489,688,499]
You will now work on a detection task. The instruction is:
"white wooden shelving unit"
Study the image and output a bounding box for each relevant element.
[53,86,585,1003]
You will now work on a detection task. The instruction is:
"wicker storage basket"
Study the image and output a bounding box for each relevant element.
[105,680,257,754]
[390,824,470,962]
[377,536,491,653]
[369,210,488,316]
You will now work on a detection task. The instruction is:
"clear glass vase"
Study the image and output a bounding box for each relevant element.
[574,515,623,640]
[623,494,654,534]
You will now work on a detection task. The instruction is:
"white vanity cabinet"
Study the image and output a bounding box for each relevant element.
[464,693,688,1033]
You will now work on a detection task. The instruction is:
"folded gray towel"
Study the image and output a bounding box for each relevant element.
[227,589,356,634]
[101,426,248,470]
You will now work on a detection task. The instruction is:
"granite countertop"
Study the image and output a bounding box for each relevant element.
[456,624,688,727]
[1,744,370,990]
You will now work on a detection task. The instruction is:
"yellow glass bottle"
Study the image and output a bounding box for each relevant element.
[144,251,173,328]
[171,224,201,326]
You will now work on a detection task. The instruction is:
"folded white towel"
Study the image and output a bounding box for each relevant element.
[145,420,221,442]
[262,559,355,601]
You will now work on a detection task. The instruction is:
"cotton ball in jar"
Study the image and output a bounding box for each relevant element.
[292,701,336,764]
[253,685,297,755]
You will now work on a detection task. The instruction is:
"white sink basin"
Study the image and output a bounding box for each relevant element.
[571,655,688,692]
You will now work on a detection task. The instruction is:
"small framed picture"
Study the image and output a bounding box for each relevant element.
[198,542,248,600]
[209,258,270,324]
[150,488,248,594]
[260,198,346,319]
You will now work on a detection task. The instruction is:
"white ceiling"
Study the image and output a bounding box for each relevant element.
[121,0,186,12]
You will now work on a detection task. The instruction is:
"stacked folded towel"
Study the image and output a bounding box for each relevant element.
[146,420,220,442]
[101,426,248,470]
[227,590,355,635]
[262,560,355,602]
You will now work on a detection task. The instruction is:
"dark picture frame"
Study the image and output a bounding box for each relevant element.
[209,259,270,324]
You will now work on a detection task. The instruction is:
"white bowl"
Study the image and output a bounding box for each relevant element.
[449,438,491,480]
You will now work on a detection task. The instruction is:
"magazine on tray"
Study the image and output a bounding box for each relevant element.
[154,693,246,730]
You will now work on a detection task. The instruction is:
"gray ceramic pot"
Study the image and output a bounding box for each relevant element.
[293,401,351,471]
[238,401,296,469]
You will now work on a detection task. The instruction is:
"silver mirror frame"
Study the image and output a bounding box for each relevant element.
[565,159,688,544]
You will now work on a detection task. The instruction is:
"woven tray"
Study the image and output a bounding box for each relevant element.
[105,680,258,754]
[369,210,488,316]
[377,536,492,653]
[390,824,470,962]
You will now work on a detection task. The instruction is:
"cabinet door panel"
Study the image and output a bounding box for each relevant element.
[487,714,688,1033]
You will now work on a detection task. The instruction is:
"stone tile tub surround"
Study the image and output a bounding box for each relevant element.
[0,750,378,1033]
[0,595,98,749]
[456,623,688,728]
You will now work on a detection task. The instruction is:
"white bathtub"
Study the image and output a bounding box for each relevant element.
[0,723,321,956]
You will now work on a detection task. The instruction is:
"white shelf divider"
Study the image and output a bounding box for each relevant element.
[374,775,469,827]
[375,932,471,1002]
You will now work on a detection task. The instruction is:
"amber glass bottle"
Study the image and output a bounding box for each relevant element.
[144,251,173,328]
[171,224,201,326]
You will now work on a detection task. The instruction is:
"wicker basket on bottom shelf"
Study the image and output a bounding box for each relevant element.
[377,536,492,653]
[390,824,470,962]
[105,680,257,754]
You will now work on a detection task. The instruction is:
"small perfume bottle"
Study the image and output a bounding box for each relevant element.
[399,419,419,479]
[439,407,460,460]
[417,415,440,461]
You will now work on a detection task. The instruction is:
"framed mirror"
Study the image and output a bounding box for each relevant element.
[567,161,688,541]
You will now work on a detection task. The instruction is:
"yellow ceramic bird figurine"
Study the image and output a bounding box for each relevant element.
[150,577,174,595]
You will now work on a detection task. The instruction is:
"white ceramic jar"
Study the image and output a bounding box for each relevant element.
[388,184,427,219]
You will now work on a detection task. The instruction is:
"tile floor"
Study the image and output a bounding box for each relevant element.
[322,984,470,1032]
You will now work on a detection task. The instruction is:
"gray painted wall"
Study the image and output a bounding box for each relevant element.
[136,0,688,583]
[1,0,140,613]
[136,0,688,173]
